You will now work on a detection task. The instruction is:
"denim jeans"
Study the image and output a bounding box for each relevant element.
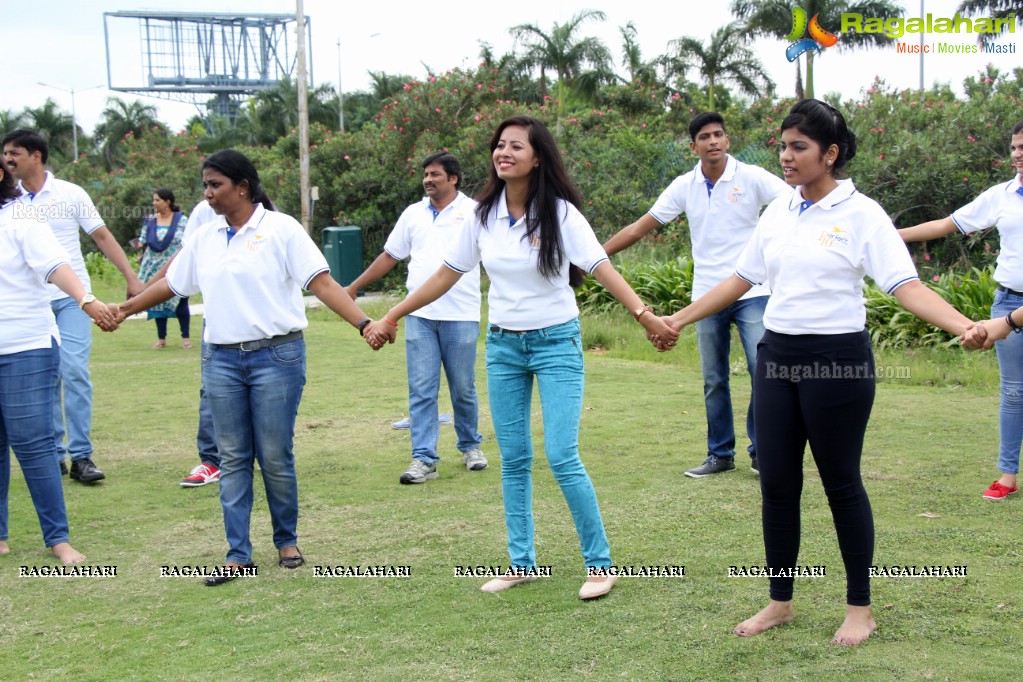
[197,337,219,469]
[50,296,93,463]
[405,315,482,466]
[202,338,306,564]
[0,340,71,547]
[695,295,767,459]
[992,288,1023,475]
[485,318,611,571]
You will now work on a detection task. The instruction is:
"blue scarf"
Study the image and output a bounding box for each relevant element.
[144,211,182,252]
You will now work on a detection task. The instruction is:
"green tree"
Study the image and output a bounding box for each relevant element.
[668,21,774,110]
[478,41,543,104]
[732,0,903,99]
[241,79,338,146]
[24,99,78,165]
[510,9,615,132]
[94,98,167,169]
[0,108,29,134]
[957,0,1023,35]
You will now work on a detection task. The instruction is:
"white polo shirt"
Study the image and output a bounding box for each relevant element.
[951,176,1023,291]
[648,155,789,301]
[167,205,329,344]
[736,180,919,335]
[384,192,481,321]
[16,171,105,301]
[445,192,608,330]
[0,201,70,355]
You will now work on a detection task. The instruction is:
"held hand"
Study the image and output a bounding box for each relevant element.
[640,313,680,352]
[86,299,119,332]
[363,320,397,350]
[962,318,1007,350]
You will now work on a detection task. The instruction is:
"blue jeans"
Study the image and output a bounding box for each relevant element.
[695,295,767,459]
[485,318,611,571]
[0,340,71,547]
[202,338,306,564]
[197,337,219,468]
[405,315,482,466]
[50,296,93,463]
[992,288,1023,475]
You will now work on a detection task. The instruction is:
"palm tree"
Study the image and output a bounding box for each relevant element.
[668,22,775,110]
[24,99,77,164]
[1,108,28,134]
[243,79,339,145]
[732,0,904,100]
[957,0,1023,35]
[509,9,614,132]
[94,97,167,168]
[618,22,664,88]
[478,41,543,104]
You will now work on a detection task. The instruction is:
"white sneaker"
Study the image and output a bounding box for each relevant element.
[399,459,438,484]
[462,448,488,471]
[391,412,452,430]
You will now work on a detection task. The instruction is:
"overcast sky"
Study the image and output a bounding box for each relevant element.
[7,0,1018,135]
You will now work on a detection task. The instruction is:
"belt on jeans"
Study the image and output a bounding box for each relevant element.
[213,330,303,351]
[489,325,535,335]
[997,285,1023,297]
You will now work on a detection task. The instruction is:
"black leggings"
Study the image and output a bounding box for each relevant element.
[754,329,875,606]
[155,298,191,340]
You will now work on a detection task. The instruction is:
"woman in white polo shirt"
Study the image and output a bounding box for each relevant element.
[365,115,678,600]
[659,100,973,645]
[0,164,116,564]
[901,120,1023,502]
[115,150,375,585]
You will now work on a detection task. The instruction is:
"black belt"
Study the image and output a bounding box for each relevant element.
[997,285,1023,297]
[489,325,535,335]
[213,330,303,351]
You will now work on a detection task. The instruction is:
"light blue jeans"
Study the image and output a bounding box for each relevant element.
[202,338,306,564]
[485,318,611,571]
[0,340,70,547]
[405,315,482,466]
[992,288,1023,475]
[50,296,94,463]
[695,295,767,459]
[197,337,219,469]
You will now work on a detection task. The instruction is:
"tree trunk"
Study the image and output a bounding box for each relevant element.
[804,51,815,100]
[795,63,804,100]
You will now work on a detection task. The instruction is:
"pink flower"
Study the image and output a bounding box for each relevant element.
[923,253,931,261]
[435,108,441,113]
[767,137,776,145]
[967,135,976,142]
[343,155,350,160]
[932,275,940,282]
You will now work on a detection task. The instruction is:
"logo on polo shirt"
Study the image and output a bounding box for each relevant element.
[726,186,745,204]
[817,226,850,248]
[246,234,268,253]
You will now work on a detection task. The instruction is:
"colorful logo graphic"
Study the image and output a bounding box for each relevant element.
[785,7,840,62]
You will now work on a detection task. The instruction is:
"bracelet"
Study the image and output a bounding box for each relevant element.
[632,305,654,321]
[384,317,399,328]
[357,318,372,337]
[1006,311,1023,334]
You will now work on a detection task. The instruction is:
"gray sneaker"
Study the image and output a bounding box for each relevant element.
[462,448,488,471]
[685,455,736,478]
[399,459,439,484]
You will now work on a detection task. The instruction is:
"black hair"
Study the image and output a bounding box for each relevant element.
[688,112,726,141]
[154,188,180,213]
[475,115,584,287]
[422,152,461,190]
[1011,120,1023,136]
[780,99,857,174]
[1,129,49,164]
[0,165,22,203]
[201,149,275,210]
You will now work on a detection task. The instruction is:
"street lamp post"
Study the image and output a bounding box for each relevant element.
[337,36,344,132]
[37,82,104,160]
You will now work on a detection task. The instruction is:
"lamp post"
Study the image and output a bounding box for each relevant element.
[37,82,104,161]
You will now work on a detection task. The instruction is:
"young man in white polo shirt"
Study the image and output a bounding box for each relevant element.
[603,112,789,478]
[346,152,485,484]
[3,129,145,484]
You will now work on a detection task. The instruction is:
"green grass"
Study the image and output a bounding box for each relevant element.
[1,295,1020,681]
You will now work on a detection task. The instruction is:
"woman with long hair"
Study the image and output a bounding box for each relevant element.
[114,150,375,585]
[365,116,678,599]
[657,100,974,645]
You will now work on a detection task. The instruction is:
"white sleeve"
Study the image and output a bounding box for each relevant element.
[647,175,689,224]
[283,221,331,289]
[444,213,482,273]
[69,183,106,234]
[862,208,919,294]
[383,206,414,261]
[20,216,71,283]
[561,203,608,273]
[735,209,772,286]
[166,237,200,297]
[951,184,1001,234]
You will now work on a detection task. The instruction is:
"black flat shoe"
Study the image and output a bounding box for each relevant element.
[69,458,105,483]
[278,550,304,569]
[205,562,256,586]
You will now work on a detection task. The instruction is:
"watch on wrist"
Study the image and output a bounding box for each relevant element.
[633,304,653,321]
[357,318,372,337]
[79,293,96,309]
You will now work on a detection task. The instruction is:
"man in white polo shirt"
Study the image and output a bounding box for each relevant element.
[3,129,144,484]
[346,152,485,484]
[603,112,789,478]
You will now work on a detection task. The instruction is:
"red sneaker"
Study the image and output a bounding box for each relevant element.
[181,463,221,488]
[982,480,1018,501]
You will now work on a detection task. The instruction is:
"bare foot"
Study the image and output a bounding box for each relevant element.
[0,540,9,554]
[50,542,86,564]
[832,605,876,646]
[733,600,795,637]
[182,339,193,350]
[152,340,166,349]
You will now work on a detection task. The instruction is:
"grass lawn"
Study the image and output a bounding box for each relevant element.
[1,292,1020,681]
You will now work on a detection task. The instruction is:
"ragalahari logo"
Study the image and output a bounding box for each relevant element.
[785,7,840,62]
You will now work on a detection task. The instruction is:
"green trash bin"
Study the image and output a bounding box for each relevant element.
[322,226,363,290]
